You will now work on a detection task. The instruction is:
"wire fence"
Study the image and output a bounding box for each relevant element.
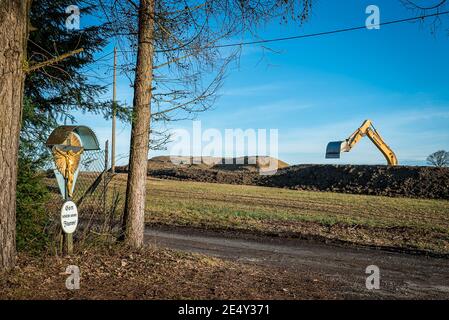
[44,144,124,245]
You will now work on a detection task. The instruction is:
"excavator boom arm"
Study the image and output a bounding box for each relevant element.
[325,119,398,166]
[346,120,372,148]
[365,127,398,166]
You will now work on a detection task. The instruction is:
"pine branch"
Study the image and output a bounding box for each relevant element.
[25,48,84,73]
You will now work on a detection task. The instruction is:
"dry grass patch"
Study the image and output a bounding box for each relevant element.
[0,245,339,300]
[102,176,449,254]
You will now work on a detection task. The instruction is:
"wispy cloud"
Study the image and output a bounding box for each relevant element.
[201,98,313,128]
[221,83,282,97]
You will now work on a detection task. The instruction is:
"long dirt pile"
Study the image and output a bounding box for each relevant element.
[257,165,449,199]
[116,162,449,199]
[144,167,256,185]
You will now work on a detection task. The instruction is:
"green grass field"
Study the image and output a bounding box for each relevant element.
[111,175,449,253]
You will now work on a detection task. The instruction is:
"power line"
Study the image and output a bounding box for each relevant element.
[91,50,115,63]
[88,10,449,62]
[210,10,449,49]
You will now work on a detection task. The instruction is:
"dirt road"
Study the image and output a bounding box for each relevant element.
[145,225,449,299]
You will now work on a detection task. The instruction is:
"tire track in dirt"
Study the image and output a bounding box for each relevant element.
[145,225,449,299]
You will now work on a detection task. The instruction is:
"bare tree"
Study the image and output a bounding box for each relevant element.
[427,150,449,167]
[401,0,448,34]
[96,0,312,247]
[402,0,447,10]
[120,0,155,247]
[0,0,30,270]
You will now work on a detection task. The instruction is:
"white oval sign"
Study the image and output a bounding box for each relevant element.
[61,201,78,234]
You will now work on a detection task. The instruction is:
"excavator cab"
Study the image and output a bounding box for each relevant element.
[324,120,398,166]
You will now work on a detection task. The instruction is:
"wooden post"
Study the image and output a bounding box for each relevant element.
[104,140,109,216]
[63,178,73,255]
[66,233,74,255]
[105,140,109,171]
[111,47,117,173]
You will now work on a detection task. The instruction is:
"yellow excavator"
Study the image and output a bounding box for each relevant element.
[325,119,398,166]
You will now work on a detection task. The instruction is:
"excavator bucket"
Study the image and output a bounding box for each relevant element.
[325,141,343,159]
[325,141,350,159]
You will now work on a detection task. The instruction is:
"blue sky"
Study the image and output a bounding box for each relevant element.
[73,0,449,166]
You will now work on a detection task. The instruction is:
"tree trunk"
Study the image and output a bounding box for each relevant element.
[0,0,29,270]
[122,0,155,248]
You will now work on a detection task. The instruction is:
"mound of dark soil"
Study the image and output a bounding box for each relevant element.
[117,162,449,199]
[146,167,257,185]
[257,165,449,199]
